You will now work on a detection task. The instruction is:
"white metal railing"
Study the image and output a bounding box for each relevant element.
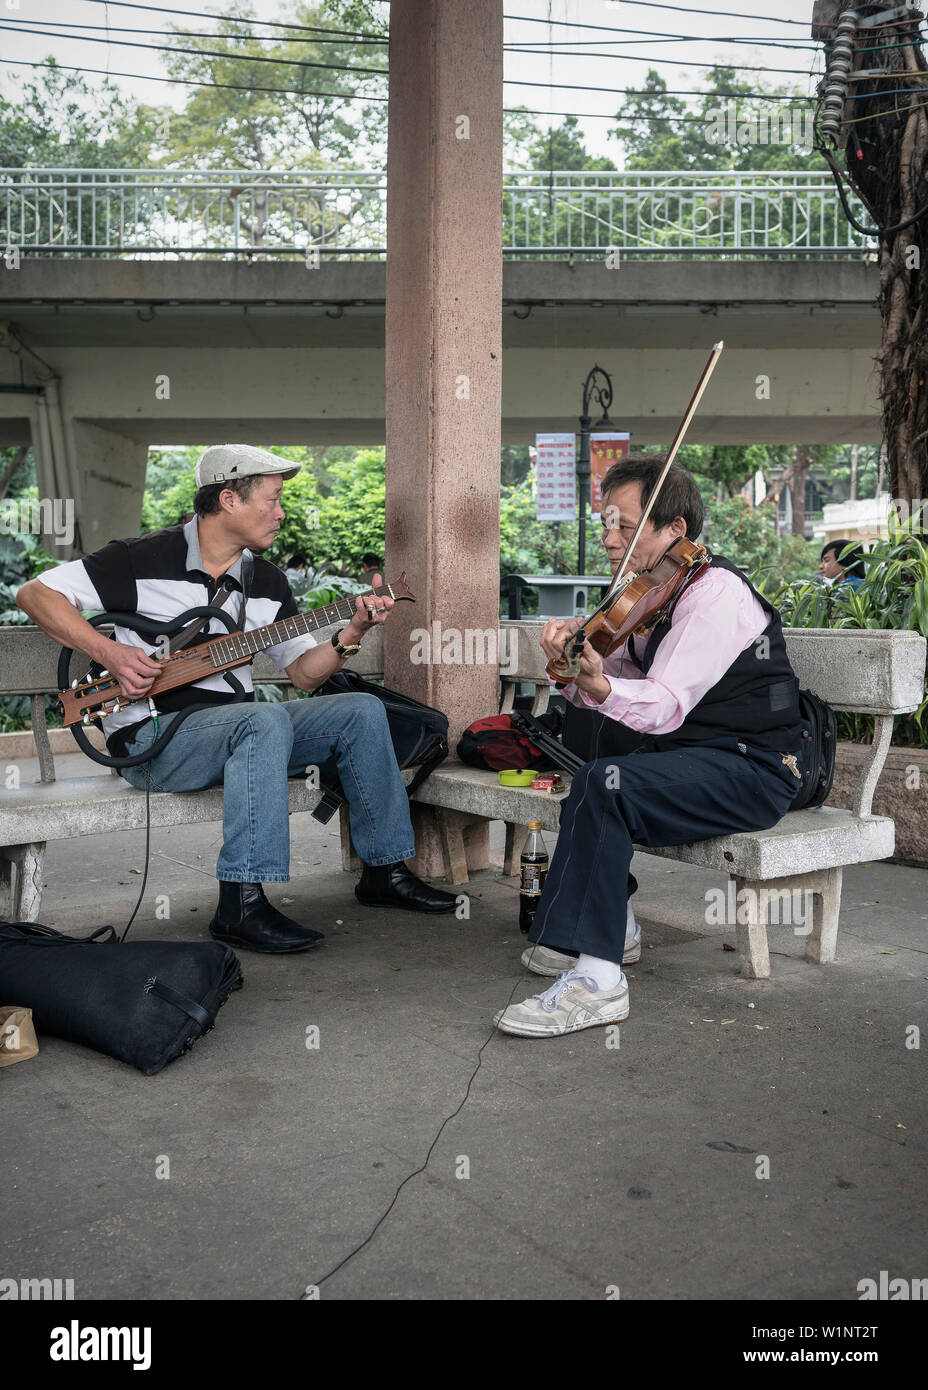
[0,168,872,259]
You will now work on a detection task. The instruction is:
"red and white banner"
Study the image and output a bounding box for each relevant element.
[590,433,630,518]
[534,433,577,521]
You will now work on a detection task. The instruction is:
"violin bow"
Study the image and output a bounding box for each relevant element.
[604,340,724,598]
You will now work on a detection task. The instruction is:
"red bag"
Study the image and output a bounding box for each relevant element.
[456,715,560,772]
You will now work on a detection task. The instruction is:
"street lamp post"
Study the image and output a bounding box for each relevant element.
[577,364,616,575]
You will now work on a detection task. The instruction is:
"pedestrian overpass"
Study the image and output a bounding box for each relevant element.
[0,168,881,548]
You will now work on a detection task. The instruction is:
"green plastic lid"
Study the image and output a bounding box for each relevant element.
[498,768,539,786]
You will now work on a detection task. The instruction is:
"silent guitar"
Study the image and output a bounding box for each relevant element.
[57,574,415,768]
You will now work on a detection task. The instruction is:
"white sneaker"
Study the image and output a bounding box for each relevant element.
[494,969,630,1038]
[522,929,641,977]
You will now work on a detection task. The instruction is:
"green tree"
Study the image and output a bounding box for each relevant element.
[610,68,816,174]
[525,116,616,174]
[284,447,385,572]
[0,62,155,169]
[158,0,388,170]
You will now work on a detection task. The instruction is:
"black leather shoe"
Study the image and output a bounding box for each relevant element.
[209,881,324,954]
[355,862,458,913]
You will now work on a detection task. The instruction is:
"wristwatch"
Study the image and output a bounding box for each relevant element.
[332,629,362,659]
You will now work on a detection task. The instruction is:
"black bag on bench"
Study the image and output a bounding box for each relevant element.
[793,689,837,811]
[309,668,450,822]
[0,922,243,1075]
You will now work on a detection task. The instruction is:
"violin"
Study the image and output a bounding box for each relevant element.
[546,537,709,685]
[546,341,724,687]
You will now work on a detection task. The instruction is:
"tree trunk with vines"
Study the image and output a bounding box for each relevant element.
[835,10,928,506]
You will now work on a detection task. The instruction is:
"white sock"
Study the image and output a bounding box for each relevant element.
[576,953,625,992]
[626,901,638,942]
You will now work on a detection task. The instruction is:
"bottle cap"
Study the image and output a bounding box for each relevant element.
[527,820,542,830]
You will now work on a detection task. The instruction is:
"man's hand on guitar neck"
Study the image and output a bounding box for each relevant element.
[342,572,394,644]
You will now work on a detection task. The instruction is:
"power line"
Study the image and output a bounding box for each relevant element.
[506,36,821,50]
[508,78,812,99]
[0,55,810,122]
[0,17,387,45]
[0,20,817,85]
[0,55,388,102]
[504,6,810,31]
[0,21,389,76]
[503,48,815,76]
[73,0,387,41]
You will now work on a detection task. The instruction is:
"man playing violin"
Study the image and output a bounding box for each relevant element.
[16,444,456,954]
[495,455,804,1038]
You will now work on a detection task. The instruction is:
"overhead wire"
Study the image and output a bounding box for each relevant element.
[0,16,388,45]
[71,0,386,41]
[0,21,389,75]
[503,6,810,30]
[0,55,389,101]
[0,18,818,79]
[0,57,817,122]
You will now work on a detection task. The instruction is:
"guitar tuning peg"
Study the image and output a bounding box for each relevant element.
[71,679,78,689]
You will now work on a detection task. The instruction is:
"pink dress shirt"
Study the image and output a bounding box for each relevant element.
[553,566,771,736]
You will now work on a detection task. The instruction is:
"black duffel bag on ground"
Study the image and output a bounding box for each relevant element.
[0,922,243,1075]
[310,668,449,821]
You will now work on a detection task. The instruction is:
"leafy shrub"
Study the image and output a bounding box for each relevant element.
[757,524,928,747]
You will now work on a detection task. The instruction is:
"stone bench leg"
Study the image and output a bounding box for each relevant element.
[733,867,844,978]
[436,809,475,886]
[734,874,771,979]
[0,842,47,922]
[802,866,843,965]
[504,822,530,877]
[338,804,362,873]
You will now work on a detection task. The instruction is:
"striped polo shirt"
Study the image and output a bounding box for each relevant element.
[39,516,316,741]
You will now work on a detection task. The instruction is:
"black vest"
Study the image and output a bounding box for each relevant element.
[625,550,803,752]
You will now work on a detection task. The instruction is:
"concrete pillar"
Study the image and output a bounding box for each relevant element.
[385,0,503,878]
[68,421,148,553]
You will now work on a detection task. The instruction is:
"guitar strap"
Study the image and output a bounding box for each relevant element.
[169,550,254,653]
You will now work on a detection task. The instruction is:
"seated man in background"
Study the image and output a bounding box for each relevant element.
[495,455,804,1039]
[17,444,456,954]
[819,538,866,589]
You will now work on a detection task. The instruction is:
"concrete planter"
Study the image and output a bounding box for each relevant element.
[827,741,928,866]
[0,726,105,760]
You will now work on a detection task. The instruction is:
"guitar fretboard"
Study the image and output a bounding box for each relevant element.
[208,583,389,667]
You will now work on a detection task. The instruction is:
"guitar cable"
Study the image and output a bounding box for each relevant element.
[302,696,598,1297]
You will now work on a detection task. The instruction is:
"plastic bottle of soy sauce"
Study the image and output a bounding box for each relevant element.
[519,821,549,934]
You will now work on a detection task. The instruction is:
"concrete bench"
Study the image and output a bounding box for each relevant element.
[403,622,926,980]
[2,620,925,982]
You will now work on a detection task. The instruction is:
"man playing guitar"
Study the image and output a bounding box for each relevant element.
[16,444,456,952]
[495,455,805,1038]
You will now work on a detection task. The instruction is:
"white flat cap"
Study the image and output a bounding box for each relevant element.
[195,444,302,487]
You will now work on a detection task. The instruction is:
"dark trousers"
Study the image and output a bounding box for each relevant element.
[528,736,802,964]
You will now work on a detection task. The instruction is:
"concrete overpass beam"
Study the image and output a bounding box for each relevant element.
[68,420,148,553]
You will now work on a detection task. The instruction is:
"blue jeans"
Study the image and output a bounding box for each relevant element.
[119,695,416,882]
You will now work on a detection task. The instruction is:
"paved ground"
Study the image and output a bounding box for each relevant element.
[2,757,927,1301]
